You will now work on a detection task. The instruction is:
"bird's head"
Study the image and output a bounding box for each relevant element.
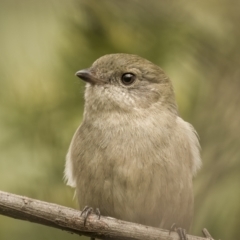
[76,54,177,114]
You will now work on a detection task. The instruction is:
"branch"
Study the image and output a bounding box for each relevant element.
[0,190,211,240]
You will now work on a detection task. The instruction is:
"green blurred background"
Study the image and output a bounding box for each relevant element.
[0,0,239,239]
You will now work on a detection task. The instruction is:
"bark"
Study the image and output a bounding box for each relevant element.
[0,190,213,240]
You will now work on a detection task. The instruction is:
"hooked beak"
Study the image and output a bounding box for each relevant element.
[75,69,105,85]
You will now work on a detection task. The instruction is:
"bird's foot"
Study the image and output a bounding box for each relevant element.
[80,206,101,226]
[169,223,188,240]
[202,228,214,239]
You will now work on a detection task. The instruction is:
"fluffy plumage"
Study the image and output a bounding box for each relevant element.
[65,53,201,231]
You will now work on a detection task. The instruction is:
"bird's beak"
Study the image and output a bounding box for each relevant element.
[75,69,105,85]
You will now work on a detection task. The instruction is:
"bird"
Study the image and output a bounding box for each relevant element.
[64,53,201,238]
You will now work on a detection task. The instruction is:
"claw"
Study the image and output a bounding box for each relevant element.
[169,223,177,235]
[177,228,187,240]
[169,223,188,240]
[95,208,101,220]
[202,228,214,239]
[80,205,90,216]
[81,206,93,226]
[80,206,101,226]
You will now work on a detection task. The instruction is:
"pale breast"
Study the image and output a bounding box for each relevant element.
[66,113,197,230]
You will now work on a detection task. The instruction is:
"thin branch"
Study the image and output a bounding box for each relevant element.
[0,190,211,240]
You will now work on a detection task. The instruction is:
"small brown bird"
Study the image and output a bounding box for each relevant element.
[65,54,201,237]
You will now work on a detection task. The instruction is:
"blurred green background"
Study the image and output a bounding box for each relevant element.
[0,0,239,239]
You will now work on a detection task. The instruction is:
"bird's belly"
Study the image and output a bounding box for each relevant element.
[76,154,193,230]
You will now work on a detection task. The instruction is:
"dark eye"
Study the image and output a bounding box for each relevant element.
[121,73,136,85]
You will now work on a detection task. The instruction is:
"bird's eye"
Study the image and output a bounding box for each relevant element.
[121,73,136,85]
